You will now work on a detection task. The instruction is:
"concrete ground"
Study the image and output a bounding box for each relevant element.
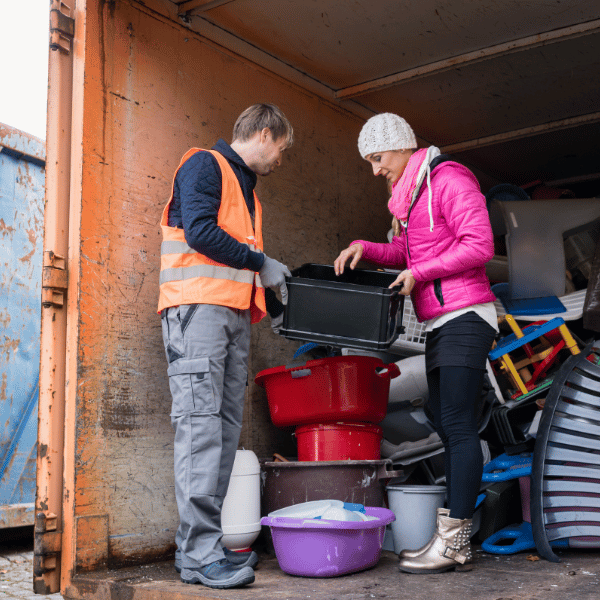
[64,547,600,600]
[2,527,599,600]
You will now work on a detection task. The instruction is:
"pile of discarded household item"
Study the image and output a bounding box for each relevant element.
[253,195,600,576]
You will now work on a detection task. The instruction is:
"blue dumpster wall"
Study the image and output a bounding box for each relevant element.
[0,123,45,529]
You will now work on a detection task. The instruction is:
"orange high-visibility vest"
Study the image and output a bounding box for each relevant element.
[157,148,266,323]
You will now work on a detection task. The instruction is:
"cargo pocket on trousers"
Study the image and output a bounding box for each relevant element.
[167,357,216,415]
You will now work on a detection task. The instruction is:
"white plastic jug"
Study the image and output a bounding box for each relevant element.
[221,450,261,551]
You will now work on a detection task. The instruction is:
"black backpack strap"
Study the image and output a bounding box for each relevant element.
[429,153,453,171]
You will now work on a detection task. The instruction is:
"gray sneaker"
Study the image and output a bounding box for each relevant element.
[180,559,254,588]
[175,548,258,573]
[224,547,259,569]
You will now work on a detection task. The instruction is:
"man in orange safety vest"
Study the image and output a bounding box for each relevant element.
[158,104,293,589]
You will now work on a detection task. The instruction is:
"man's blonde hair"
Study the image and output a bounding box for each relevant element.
[232,103,294,147]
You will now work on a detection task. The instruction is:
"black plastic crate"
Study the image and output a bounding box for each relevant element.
[280,264,404,350]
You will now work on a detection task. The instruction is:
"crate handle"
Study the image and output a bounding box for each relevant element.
[376,363,400,379]
[390,280,404,295]
[291,368,312,379]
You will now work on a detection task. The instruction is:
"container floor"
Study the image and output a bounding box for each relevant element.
[63,546,600,600]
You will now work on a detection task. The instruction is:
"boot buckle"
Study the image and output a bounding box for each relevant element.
[442,546,467,564]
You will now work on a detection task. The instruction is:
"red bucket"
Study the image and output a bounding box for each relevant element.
[255,356,400,428]
[295,422,383,461]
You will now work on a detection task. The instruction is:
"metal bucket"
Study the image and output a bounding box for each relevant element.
[260,459,403,517]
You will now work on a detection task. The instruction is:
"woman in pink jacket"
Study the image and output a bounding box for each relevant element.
[335,113,498,574]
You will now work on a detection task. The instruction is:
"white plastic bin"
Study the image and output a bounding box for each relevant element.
[386,485,446,553]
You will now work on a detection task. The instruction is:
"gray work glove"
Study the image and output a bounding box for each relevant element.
[259,255,291,305]
[270,312,284,334]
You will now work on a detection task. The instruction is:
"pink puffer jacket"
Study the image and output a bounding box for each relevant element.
[354,160,496,322]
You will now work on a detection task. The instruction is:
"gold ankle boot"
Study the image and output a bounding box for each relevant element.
[398,513,473,574]
[398,508,450,559]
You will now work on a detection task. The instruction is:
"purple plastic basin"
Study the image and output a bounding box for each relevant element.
[260,506,395,577]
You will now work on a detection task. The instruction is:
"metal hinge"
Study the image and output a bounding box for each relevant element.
[50,1,75,54]
[33,512,61,578]
[42,251,68,308]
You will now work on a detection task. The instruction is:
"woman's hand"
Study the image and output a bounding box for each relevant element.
[334,243,363,276]
[390,269,415,295]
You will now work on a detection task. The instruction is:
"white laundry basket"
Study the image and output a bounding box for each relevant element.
[389,296,427,356]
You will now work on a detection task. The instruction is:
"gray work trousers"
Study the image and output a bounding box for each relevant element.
[161,303,251,568]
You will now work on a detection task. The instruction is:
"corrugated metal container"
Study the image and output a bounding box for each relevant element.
[0,124,45,530]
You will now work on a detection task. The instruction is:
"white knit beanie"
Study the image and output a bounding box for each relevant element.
[358,113,417,158]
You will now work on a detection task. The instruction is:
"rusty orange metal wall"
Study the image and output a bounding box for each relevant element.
[61,0,392,582]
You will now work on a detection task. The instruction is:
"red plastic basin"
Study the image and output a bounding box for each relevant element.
[254,356,400,428]
[295,422,383,461]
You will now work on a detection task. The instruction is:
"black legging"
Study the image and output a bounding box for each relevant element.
[426,365,486,520]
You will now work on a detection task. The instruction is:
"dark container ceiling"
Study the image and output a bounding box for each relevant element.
[172,0,600,195]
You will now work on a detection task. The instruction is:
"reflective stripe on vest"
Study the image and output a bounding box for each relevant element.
[160,240,260,255]
[160,263,256,286]
[157,148,266,322]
